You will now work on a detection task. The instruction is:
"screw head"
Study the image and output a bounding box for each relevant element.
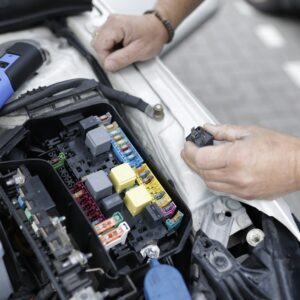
[214,255,228,268]
[246,229,265,247]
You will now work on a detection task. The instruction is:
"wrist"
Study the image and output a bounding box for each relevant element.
[144,10,175,44]
[154,3,182,28]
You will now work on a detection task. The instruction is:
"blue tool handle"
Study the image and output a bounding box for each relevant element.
[144,259,192,300]
[0,42,44,110]
[0,53,20,109]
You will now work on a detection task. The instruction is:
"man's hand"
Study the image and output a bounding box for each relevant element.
[92,14,168,72]
[92,0,202,72]
[181,124,300,200]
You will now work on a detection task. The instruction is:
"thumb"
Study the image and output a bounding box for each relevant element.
[104,41,142,72]
[203,124,251,142]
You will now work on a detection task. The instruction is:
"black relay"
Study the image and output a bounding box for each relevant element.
[186,126,214,147]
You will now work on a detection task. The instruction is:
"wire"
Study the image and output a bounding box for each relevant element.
[0,79,84,116]
[47,19,112,88]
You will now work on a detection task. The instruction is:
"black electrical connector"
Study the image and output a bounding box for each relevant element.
[186,126,214,147]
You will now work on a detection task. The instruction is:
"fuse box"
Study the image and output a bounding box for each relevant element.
[0,102,192,299]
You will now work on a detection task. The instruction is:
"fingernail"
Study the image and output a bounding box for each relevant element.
[105,59,118,72]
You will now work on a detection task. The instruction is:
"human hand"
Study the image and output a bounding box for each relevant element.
[91,14,169,72]
[181,124,300,200]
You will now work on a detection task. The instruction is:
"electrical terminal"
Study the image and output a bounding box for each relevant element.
[140,245,160,260]
[62,250,92,268]
[99,221,130,250]
[94,212,123,235]
[6,168,26,186]
[135,164,172,208]
[165,211,184,231]
[46,217,74,259]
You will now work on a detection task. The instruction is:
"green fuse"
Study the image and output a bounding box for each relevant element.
[52,152,66,170]
[24,208,33,220]
[166,211,184,231]
[113,212,124,225]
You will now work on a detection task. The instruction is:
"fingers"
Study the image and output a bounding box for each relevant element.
[92,17,126,69]
[204,124,252,142]
[92,28,124,60]
[103,41,143,72]
[181,141,231,170]
[92,14,167,72]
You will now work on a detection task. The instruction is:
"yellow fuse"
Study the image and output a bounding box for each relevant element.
[124,185,152,216]
[135,164,172,208]
[109,163,136,193]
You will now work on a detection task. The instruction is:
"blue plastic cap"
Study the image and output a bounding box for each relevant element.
[144,259,192,300]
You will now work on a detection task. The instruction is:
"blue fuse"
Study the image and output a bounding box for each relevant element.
[144,259,191,300]
[17,195,26,209]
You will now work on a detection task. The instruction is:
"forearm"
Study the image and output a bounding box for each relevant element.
[154,0,204,28]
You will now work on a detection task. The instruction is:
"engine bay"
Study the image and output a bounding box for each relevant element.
[0,1,300,299]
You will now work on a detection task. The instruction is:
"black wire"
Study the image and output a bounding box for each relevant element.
[47,19,112,88]
[0,79,84,116]
[98,83,148,112]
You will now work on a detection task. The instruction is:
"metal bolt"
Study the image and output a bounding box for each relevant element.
[246,229,265,247]
[214,255,228,268]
